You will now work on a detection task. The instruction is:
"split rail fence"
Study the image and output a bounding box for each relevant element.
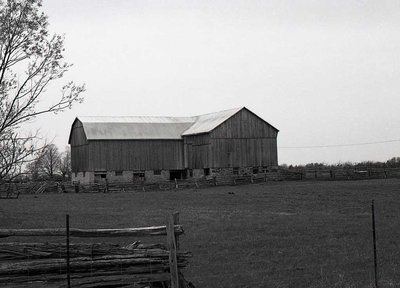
[0,213,191,288]
[3,167,400,195]
[65,167,400,193]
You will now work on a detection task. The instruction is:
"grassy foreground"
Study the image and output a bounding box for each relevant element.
[1,179,400,287]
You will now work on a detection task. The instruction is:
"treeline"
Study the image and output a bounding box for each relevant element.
[24,144,71,181]
[281,157,400,170]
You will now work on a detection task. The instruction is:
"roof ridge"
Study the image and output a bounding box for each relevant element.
[78,115,195,118]
[192,106,244,118]
[78,116,196,124]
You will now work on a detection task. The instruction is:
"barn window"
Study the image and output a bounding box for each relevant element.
[189,169,193,177]
[252,168,259,174]
[204,168,210,176]
[154,170,161,175]
[115,171,123,176]
[233,167,239,175]
[83,171,86,177]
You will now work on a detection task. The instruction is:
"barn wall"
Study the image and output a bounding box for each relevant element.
[209,138,278,167]
[208,109,278,168]
[87,140,185,171]
[184,134,211,169]
[71,145,90,172]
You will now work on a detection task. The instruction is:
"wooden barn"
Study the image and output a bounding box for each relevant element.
[68,107,279,184]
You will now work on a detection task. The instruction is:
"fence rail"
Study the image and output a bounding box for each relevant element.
[0,225,184,238]
[0,213,190,288]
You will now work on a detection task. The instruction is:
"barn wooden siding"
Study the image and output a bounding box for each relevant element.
[87,140,184,171]
[71,139,184,172]
[184,108,278,169]
[184,134,211,169]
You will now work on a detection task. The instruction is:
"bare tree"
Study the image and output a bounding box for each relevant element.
[59,146,71,180]
[40,144,60,179]
[0,0,85,183]
[25,146,44,180]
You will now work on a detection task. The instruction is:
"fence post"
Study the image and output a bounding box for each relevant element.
[74,183,79,193]
[166,214,179,288]
[371,200,379,288]
[66,214,71,288]
[174,178,178,189]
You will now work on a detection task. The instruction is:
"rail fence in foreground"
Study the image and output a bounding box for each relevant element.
[0,213,193,288]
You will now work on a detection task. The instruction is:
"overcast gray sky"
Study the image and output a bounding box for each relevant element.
[33,0,400,165]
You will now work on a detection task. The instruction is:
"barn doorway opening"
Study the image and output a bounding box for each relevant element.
[169,170,186,180]
[94,172,107,183]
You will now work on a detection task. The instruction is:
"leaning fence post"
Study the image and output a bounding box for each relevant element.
[66,214,71,288]
[173,212,180,250]
[166,214,179,288]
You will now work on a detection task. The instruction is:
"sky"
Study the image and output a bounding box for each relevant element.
[27,0,400,165]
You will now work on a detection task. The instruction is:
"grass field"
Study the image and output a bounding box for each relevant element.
[1,179,400,287]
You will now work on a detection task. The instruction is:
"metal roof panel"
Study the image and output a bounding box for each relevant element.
[75,107,248,140]
[78,116,195,140]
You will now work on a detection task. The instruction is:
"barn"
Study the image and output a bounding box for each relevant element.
[68,107,279,184]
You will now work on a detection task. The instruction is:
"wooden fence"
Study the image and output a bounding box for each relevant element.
[3,167,400,195]
[279,167,400,181]
[0,213,192,288]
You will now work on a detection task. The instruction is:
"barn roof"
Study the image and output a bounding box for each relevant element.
[69,107,277,142]
[76,116,195,140]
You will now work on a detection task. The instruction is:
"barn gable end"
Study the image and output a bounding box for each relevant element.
[209,107,278,139]
[68,118,88,146]
[184,108,278,169]
[68,119,90,174]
